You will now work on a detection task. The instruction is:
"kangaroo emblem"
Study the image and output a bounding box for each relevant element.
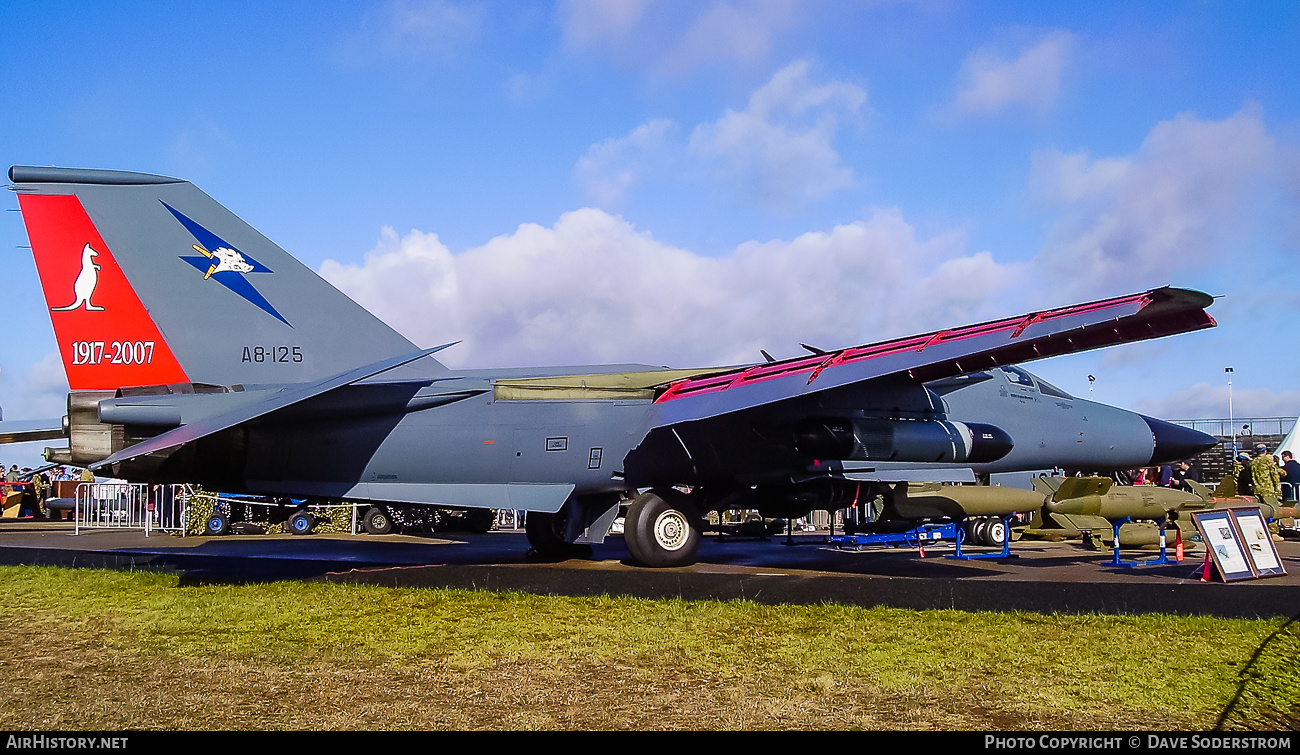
[51,243,105,311]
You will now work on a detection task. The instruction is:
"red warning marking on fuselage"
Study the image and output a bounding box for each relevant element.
[18,193,189,391]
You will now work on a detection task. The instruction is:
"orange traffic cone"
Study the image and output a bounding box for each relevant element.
[1200,550,1212,582]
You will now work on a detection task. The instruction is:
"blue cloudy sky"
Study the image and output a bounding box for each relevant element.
[2,1,1299,464]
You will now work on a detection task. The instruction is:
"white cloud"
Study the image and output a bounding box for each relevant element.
[946,32,1073,118]
[347,0,484,59]
[575,119,675,206]
[1099,342,1170,370]
[688,60,866,209]
[27,353,69,398]
[167,119,233,177]
[0,352,64,468]
[320,207,1020,370]
[576,61,865,209]
[503,71,545,102]
[1030,106,1280,299]
[560,0,650,47]
[559,0,798,75]
[1028,150,1129,207]
[0,352,69,422]
[1134,383,1300,421]
[663,0,796,72]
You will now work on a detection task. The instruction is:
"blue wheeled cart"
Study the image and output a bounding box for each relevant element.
[830,521,957,551]
[829,517,1017,560]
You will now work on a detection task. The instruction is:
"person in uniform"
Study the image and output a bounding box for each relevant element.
[30,471,45,517]
[4,465,23,509]
[1251,443,1282,500]
[1235,452,1254,497]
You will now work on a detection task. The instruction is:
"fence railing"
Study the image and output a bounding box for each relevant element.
[75,482,192,536]
[1169,417,1296,437]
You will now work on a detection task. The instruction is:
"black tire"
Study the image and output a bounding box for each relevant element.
[205,512,230,536]
[288,510,316,535]
[971,518,992,546]
[624,489,702,568]
[622,506,649,566]
[363,507,394,535]
[984,519,1008,548]
[524,510,592,560]
[462,507,496,534]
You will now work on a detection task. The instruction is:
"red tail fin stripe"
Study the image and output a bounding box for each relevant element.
[18,193,189,390]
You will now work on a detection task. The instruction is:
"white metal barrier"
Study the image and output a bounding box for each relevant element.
[74,482,192,536]
[494,509,523,530]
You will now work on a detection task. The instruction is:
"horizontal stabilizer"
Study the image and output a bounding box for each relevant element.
[0,420,65,445]
[91,345,454,469]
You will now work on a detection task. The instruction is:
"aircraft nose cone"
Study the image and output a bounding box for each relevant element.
[1141,415,1217,465]
[965,422,1015,464]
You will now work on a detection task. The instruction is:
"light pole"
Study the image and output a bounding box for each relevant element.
[1226,367,1235,454]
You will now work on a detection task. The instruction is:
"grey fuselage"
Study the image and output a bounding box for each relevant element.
[113,361,1198,515]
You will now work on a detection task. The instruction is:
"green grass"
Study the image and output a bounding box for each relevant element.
[1,565,1294,729]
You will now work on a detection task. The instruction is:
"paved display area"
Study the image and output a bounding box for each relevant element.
[0,519,1297,619]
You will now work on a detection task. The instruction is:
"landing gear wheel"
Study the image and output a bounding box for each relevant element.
[462,507,496,534]
[984,519,1008,548]
[625,489,702,568]
[363,507,393,535]
[525,510,592,560]
[205,512,230,536]
[288,510,316,535]
[972,519,993,546]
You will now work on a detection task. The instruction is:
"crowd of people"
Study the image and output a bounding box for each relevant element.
[1117,460,1195,490]
[1119,443,1300,502]
[1106,443,1300,503]
[1231,443,1300,502]
[1,465,95,518]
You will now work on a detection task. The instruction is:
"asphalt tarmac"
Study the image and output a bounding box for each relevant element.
[0,518,1297,619]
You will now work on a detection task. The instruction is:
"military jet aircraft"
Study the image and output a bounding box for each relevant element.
[0,165,1217,567]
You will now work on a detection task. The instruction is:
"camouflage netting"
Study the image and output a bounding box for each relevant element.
[182,489,355,536]
[1216,612,1300,731]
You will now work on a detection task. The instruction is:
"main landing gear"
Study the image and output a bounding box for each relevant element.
[521,489,703,568]
[523,492,623,562]
[362,506,394,535]
[623,489,702,568]
[524,508,593,561]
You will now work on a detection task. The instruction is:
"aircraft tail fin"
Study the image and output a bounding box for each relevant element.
[10,166,437,391]
[1184,479,1216,502]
